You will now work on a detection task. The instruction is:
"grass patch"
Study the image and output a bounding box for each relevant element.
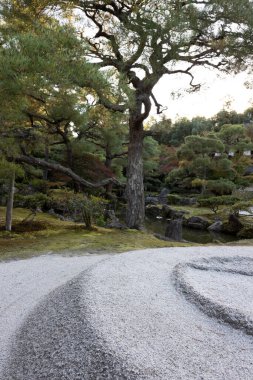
[172,204,239,223]
[226,239,253,246]
[173,205,213,218]
[0,207,191,261]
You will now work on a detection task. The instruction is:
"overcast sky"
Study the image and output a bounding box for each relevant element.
[152,69,253,122]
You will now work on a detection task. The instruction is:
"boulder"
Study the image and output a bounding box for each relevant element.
[162,205,188,220]
[179,197,197,206]
[208,220,224,232]
[244,165,253,176]
[105,210,126,229]
[185,216,210,230]
[145,205,162,218]
[237,226,253,239]
[223,214,243,234]
[158,188,170,204]
[165,219,183,241]
[145,196,159,205]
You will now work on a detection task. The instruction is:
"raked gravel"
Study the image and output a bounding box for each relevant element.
[0,253,108,377]
[1,246,253,379]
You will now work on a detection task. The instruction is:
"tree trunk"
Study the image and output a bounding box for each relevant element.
[43,143,49,180]
[125,118,145,228]
[5,171,15,232]
[105,147,113,196]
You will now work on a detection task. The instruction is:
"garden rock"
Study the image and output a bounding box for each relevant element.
[165,219,183,241]
[145,205,162,218]
[244,165,253,176]
[185,216,210,230]
[158,188,170,204]
[162,205,188,220]
[145,196,159,205]
[237,226,253,239]
[179,197,197,206]
[223,214,243,234]
[208,220,224,232]
[105,210,126,229]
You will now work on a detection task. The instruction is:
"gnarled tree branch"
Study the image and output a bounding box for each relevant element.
[11,155,123,188]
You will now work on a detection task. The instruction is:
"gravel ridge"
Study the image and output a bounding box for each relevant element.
[2,247,253,379]
[0,254,109,378]
[79,247,253,379]
[2,272,139,380]
[172,256,253,336]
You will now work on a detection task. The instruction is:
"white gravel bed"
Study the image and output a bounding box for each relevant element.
[182,265,253,318]
[1,246,253,379]
[81,247,253,379]
[0,253,108,376]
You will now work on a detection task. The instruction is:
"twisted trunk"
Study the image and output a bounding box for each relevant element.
[5,171,15,232]
[125,116,145,228]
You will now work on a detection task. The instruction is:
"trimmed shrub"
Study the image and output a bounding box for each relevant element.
[167,194,182,205]
[231,201,253,217]
[14,193,49,210]
[198,196,239,214]
[206,179,236,195]
[30,179,49,194]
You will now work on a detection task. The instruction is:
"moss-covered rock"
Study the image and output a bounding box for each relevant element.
[184,216,211,230]
[145,204,162,218]
[222,214,243,234]
[237,226,253,239]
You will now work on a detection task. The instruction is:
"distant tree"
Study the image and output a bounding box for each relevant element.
[168,135,231,193]
[147,116,173,145]
[217,124,253,154]
[168,117,213,146]
[142,136,162,191]
[212,110,245,131]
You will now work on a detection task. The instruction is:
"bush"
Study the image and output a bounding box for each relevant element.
[233,189,253,201]
[167,194,182,205]
[230,201,253,217]
[15,193,49,210]
[46,190,108,228]
[206,179,236,195]
[30,179,49,194]
[237,226,253,239]
[191,178,208,189]
[67,194,108,228]
[165,168,187,187]
[198,195,239,214]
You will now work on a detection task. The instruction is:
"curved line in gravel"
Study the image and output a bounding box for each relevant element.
[172,256,253,336]
[3,250,253,380]
[2,272,139,380]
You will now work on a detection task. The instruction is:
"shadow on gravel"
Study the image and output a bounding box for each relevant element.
[173,256,253,336]
[2,272,139,380]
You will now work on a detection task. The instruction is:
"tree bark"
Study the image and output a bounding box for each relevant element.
[105,146,113,196]
[125,117,145,228]
[5,171,15,232]
[43,143,49,180]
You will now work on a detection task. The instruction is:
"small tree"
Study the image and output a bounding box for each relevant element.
[0,160,24,231]
[198,196,238,214]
